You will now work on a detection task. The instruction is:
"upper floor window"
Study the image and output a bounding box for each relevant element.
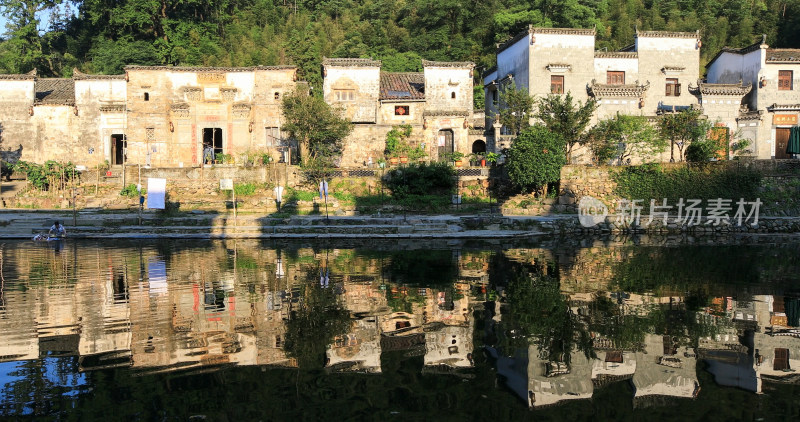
[334,89,355,101]
[144,92,150,101]
[665,78,681,96]
[266,127,281,147]
[451,92,456,99]
[394,105,410,116]
[274,92,280,100]
[779,70,793,90]
[607,71,625,85]
[551,75,564,94]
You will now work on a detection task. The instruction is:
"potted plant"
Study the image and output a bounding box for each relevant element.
[389,156,399,165]
[485,152,500,166]
[451,151,465,167]
[400,155,408,164]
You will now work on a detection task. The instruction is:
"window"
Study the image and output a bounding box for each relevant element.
[334,89,355,101]
[274,92,280,100]
[666,78,681,96]
[394,105,409,116]
[451,92,456,99]
[266,127,280,146]
[779,70,793,90]
[144,92,150,101]
[145,128,155,142]
[551,75,564,94]
[607,71,625,85]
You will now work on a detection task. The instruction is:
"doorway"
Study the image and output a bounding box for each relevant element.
[472,140,486,154]
[776,128,791,159]
[437,129,454,161]
[203,128,223,157]
[110,134,125,165]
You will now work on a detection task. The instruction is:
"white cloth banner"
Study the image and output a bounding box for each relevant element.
[147,178,166,209]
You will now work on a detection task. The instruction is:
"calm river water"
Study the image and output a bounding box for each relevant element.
[0,237,799,421]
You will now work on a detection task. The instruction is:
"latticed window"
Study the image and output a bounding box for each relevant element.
[394,105,410,116]
[334,90,355,101]
[265,127,280,146]
[779,70,793,90]
[145,128,155,141]
[551,75,564,94]
[607,71,625,85]
[666,78,681,96]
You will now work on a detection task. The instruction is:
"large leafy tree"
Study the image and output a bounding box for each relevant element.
[506,126,566,195]
[496,81,535,136]
[657,108,710,162]
[281,87,352,165]
[534,93,598,162]
[0,0,63,74]
[589,114,667,165]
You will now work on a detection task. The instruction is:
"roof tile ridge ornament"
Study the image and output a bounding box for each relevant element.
[587,79,650,98]
[322,57,382,67]
[421,60,475,68]
[696,80,753,96]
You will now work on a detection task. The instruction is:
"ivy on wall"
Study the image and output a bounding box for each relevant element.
[611,163,762,202]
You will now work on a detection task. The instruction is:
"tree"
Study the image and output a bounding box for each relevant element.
[495,81,535,136]
[0,0,63,74]
[534,92,598,162]
[281,87,352,165]
[589,114,667,165]
[657,108,710,162]
[506,126,566,195]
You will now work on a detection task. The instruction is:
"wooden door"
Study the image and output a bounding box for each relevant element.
[437,129,454,161]
[776,128,791,159]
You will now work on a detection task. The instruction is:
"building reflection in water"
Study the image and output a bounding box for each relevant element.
[0,240,799,411]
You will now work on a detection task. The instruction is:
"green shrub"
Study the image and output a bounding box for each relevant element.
[13,160,76,191]
[384,162,456,198]
[612,163,762,202]
[506,126,566,194]
[120,183,144,197]
[234,182,258,196]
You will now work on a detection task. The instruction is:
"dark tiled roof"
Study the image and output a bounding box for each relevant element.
[636,30,699,39]
[422,60,475,68]
[124,65,296,72]
[595,51,638,59]
[533,27,595,36]
[35,78,75,105]
[72,68,125,80]
[322,58,381,67]
[0,69,36,80]
[765,49,800,63]
[380,72,424,100]
[706,40,765,68]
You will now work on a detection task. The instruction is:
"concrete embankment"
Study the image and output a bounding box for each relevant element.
[2,210,800,239]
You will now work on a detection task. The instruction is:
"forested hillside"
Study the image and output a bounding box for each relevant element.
[1,0,799,86]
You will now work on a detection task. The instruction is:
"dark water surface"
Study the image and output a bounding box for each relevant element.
[1,238,799,421]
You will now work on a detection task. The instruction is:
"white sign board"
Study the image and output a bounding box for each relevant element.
[220,178,234,190]
[147,178,166,209]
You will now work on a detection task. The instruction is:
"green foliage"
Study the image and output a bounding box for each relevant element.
[12,160,75,191]
[286,187,317,202]
[119,183,144,198]
[214,153,232,164]
[485,152,500,164]
[384,124,422,160]
[657,109,711,162]
[384,162,456,199]
[589,114,666,164]
[233,182,258,196]
[534,93,598,160]
[506,126,566,193]
[685,139,719,162]
[281,87,352,164]
[284,282,351,370]
[496,81,535,136]
[611,163,762,203]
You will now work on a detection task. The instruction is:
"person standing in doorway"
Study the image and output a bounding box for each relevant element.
[203,145,214,165]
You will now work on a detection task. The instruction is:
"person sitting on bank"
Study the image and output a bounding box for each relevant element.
[49,221,66,238]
